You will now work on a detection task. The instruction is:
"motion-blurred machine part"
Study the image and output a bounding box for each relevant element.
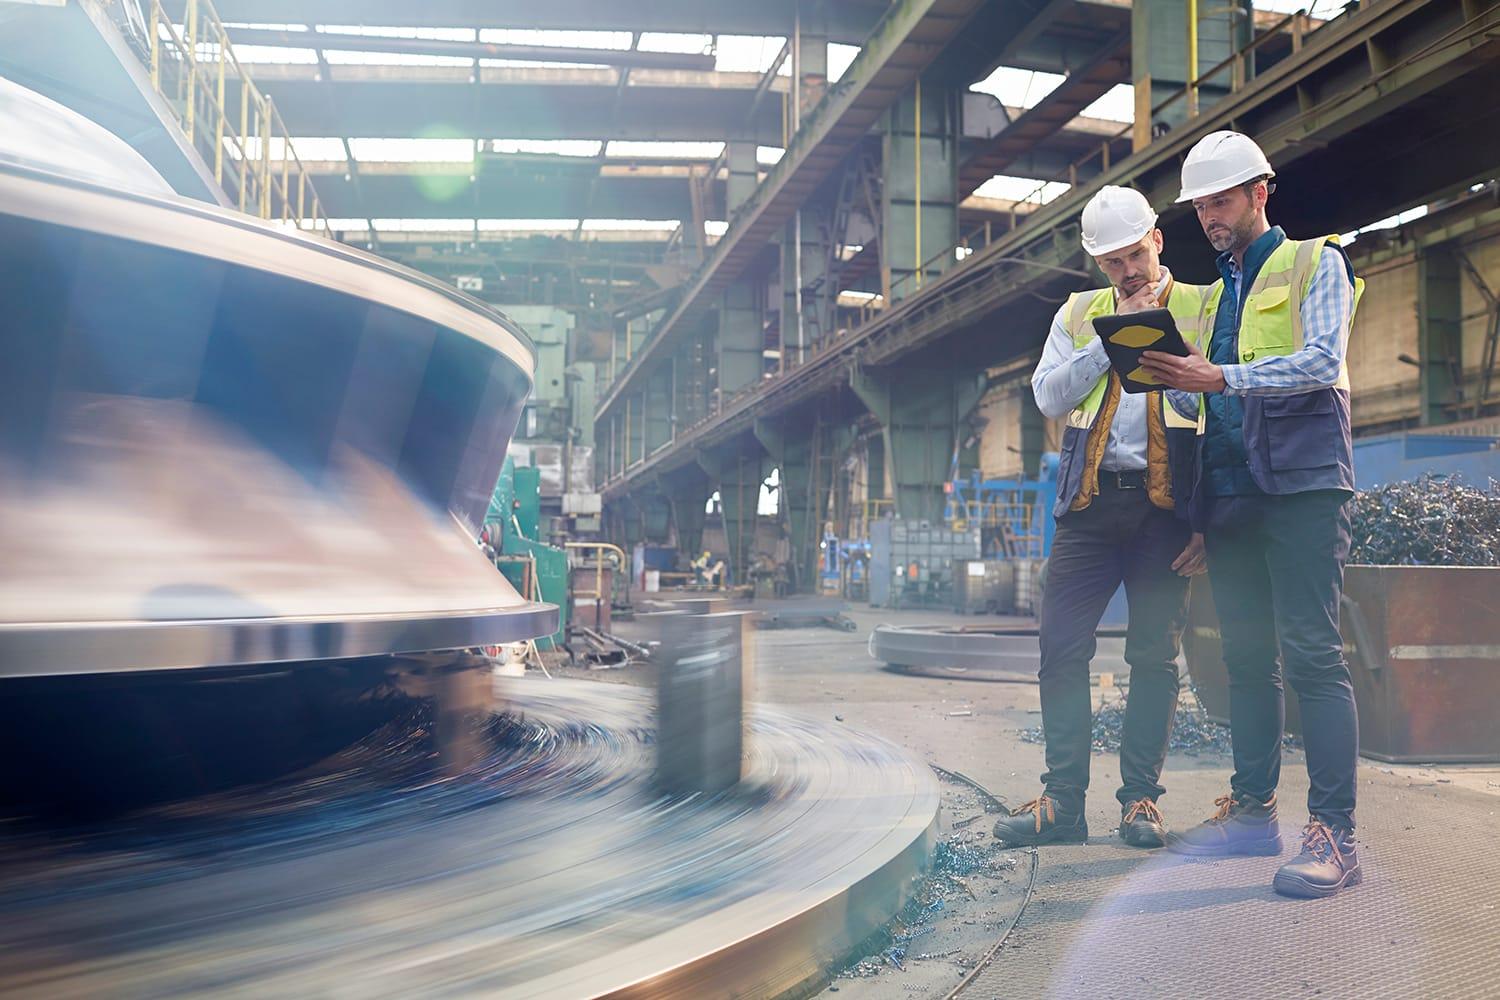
[656,611,752,794]
[0,78,556,676]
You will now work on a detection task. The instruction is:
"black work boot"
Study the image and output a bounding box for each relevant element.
[1273,820,1361,899]
[1167,793,1283,857]
[1118,798,1167,848]
[992,794,1088,846]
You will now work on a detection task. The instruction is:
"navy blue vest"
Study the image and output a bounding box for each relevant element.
[1202,229,1284,497]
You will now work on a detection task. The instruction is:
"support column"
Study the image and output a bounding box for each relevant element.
[781,194,836,363]
[1131,0,1247,148]
[719,281,763,395]
[662,465,712,564]
[625,392,643,467]
[674,334,711,429]
[700,447,765,587]
[882,77,959,303]
[1418,245,1463,426]
[644,366,672,453]
[719,141,765,394]
[852,366,985,522]
[641,491,672,543]
[754,416,812,591]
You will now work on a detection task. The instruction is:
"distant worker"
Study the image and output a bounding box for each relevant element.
[993,186,1208,850]
[1138,131,1364,899]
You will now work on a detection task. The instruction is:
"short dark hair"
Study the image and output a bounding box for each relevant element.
[1242,174,1275,196]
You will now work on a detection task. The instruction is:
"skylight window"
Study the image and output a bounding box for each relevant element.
[713,36,789,73]
[638,32,712,54]
[606,140,725,159]
[348,138,476,162]
[1080,84,1134,123]
[828,43,860,83]
[973,176,1071,205]
[1339,205,1429,246]
[581,219,680,231]
[971,66,1064,109]
[490,139,604,157]
[477,28,633,49]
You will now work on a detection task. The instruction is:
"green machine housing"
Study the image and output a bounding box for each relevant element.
[487,457,568,648]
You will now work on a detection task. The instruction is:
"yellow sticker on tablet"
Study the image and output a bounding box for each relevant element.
[1126,366,1162,385]
[1109,325,1164,349]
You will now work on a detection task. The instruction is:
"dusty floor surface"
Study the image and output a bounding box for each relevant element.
[553,598,1500,1000]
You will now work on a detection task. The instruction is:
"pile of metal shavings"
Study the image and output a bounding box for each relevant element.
[836,781,1020,981]
[1020,697,1297,755]
[1349,474,1500,566]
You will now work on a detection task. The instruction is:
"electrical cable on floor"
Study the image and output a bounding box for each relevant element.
[928,764,1040,1000]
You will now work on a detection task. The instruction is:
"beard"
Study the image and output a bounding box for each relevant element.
[1207,212,1256,253]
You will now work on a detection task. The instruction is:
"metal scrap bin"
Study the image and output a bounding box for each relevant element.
[1184,567,1500,762]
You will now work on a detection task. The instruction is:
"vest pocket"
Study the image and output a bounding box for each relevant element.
[1242,285,1294,361]
[1261,391,1336,470]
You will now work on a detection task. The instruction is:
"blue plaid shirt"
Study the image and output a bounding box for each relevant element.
[1167,242,1354,420]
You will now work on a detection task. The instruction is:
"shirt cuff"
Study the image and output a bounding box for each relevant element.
[1081,337,1111,374]
[1220,363,1250,395]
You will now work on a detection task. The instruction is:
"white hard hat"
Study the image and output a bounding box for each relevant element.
[1079,185,1158,256]
[1176,130,1275,203]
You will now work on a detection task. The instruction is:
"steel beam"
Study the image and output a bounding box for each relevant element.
[223,27,717,71]
[243,65,788,143]
[957,31,1130,200]
[193,0,889,45]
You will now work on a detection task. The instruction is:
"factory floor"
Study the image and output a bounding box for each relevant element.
[565,602,1500,1000]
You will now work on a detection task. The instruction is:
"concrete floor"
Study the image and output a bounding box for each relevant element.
[563,600,1500,999]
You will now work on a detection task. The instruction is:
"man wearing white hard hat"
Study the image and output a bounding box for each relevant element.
[993,186,1207,851]
[1138,131,1365,899]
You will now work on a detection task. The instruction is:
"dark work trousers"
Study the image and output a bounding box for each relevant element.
[1203,490,1358,830]
[1038,478,1191,812]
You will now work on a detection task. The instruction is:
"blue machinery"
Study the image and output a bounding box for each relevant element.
[943,454,1060,560]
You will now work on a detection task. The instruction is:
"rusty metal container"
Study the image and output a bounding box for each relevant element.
[1184,567,1500,762]
[1340,566,1500,762]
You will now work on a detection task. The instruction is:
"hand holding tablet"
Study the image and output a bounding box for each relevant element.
[1090,308,1191,393]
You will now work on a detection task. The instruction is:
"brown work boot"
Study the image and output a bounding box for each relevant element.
[992,794,1088,846]
[1118,797,1168,849]
[1167,793,1283,857]
[1273,820,1361,899]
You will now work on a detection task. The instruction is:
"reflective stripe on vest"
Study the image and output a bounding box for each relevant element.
[1063,282,1206,432]
[1195,234,1366,433]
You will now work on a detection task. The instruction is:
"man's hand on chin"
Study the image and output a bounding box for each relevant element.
[1139,340,1227,393]
[1116,282,1158,316]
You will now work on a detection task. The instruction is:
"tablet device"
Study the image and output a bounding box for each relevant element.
[1090,307,1190,393]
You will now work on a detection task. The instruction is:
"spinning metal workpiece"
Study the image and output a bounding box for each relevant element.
[0,680,940,998]
[0,78,556,677]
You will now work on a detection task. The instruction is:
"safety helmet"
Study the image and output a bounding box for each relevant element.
[1079,185,1158,257]
[1176,130,1275,203]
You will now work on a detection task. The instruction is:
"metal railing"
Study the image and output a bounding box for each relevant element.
[146,0,330,235]
[564,542,631,610]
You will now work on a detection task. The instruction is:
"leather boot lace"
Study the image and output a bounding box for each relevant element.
[1123,798,1164,826]
[1206,794,1238,824]
[1299,820,1345,864]
[1011,796,1056,834]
